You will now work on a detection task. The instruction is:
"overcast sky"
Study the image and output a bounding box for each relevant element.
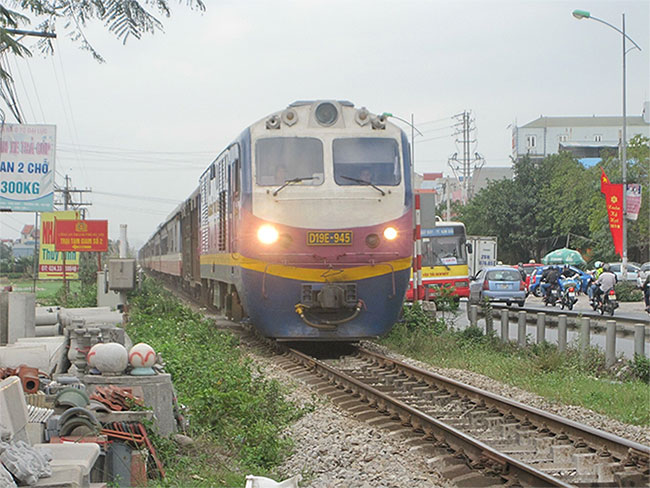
[1,0,648,247]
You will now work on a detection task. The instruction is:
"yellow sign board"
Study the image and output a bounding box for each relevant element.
[38,211,80,280]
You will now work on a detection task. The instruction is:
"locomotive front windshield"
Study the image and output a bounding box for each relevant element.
[422,236,468,266]
[255,137,324,186]
[333,138,400,186]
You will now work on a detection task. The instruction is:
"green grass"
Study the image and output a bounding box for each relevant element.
[126,277,307,487]
[380,305,650,426]
[1,277,82,300]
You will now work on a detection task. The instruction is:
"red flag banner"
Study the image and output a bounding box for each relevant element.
[600,168,624,257]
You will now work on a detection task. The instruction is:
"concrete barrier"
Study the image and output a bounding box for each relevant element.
[476,306,647,366]
[536,313,546,344]
[518,311,526,346]
[500,310,508,343]
[606,320,616,368]
[558,315,567,352]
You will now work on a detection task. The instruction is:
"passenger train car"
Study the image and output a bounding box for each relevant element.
[140,100,413,340]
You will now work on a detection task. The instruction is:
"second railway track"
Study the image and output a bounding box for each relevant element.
[262,340,649,487]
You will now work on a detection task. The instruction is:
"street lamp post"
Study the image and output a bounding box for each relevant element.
[572,9,642,280]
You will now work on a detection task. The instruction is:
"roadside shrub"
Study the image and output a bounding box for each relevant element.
[614,281,643,302]
[428,284,459,313]
[400,303,446,335]
[631,354,650,383]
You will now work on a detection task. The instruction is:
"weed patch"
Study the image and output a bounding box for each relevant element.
[126,278,305,486]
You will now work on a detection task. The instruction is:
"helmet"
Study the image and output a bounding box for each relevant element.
[594,261,603,268]
[603,263,611,272]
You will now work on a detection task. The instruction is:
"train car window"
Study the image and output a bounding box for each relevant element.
[333,138,400,186]
[255,137,324,186]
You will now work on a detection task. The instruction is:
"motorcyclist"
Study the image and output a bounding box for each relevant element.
[593,263,617,306]
[561,265,577,278]
[541,266,561,299]
[588,261,604,303]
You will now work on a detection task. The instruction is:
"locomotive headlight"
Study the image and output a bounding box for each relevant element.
[383,227,398,240]
[257,224,279,244]
[315,102,338,126]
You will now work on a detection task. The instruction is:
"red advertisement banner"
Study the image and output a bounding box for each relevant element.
[55,220,108,252]
[600,169,623,258]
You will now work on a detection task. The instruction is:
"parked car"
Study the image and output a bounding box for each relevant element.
[469,266,526,307]
[608,262,640,284]
[636,262,650,288]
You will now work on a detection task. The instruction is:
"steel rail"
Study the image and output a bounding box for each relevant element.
[357,346,650,467]
[286,346,573,487]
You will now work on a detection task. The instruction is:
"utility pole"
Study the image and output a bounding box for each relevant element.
[54,175,92,303]
[55,175,93,212]
[448,110,486,204]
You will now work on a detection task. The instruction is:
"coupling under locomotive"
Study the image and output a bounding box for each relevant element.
[143,100,414,340]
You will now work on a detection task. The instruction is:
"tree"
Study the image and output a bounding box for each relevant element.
[0,1,205,119]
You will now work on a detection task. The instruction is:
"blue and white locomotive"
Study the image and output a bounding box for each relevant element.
[140,100,413,340]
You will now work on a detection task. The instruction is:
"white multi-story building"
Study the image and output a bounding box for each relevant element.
[512,101,650,162]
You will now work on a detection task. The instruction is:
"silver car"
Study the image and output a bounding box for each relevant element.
[636,262,650,288]
[469,266,526,307]
[608,263,640,284]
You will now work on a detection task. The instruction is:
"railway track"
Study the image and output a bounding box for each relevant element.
[164,280,649,486]
[265,342,649,487]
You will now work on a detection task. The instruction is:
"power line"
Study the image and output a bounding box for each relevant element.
[447,110,485,203]
[92,190,180,204]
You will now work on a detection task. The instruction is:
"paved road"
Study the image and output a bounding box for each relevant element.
[521,294,650,323]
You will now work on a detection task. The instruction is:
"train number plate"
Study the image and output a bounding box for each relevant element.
[307,231,353,246]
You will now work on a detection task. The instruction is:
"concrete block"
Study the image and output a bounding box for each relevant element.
[7,293,36,343]
[33,464,83,487]
[84,373,177,436]
[0,440,52,485]
[0,376,29,442]
[0,292,9,345]
[15,336,67,374]
[26,422,45,445]
[34,442,101,476]
[0,344,50,372]
[97,272,123,310]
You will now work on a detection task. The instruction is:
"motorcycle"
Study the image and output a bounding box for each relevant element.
[543,283,560,307]
[559,278,579,310]
[591,284,618,316]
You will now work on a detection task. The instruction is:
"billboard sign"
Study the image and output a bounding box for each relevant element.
[39,211,80,280]
[0,123,56,212]
[55,220,108,252]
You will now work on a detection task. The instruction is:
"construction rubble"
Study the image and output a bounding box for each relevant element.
[0,292,181,487]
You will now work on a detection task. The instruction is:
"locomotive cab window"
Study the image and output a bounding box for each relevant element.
[255,137,324,186]
[333,138,400,186]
